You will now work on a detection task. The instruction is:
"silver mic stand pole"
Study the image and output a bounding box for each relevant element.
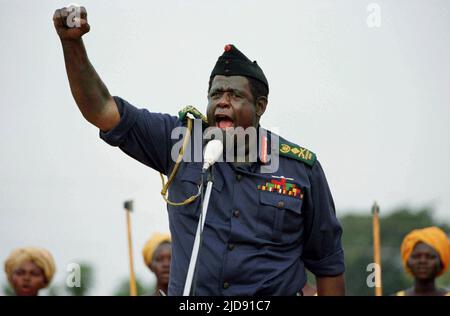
[183,167,214,296]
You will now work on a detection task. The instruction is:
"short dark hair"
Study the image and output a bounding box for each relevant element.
[208,76,269,103]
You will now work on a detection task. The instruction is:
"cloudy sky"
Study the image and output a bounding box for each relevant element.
[1,0,449,295]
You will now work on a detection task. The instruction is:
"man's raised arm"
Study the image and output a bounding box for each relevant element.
[53,6,119,132]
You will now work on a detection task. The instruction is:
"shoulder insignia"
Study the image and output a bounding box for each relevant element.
[279,138,316,167]
[178,105,208,124]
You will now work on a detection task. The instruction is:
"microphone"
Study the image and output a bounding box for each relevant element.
[202,139,223,171]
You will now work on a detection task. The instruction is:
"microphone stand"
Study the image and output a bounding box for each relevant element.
[182,165,215,296]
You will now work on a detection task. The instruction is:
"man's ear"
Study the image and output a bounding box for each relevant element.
[149,263,155,273]
[255,96,268,118]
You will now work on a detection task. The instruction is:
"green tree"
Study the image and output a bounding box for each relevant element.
[46,262,95,296]
[65,262,94,296]
[113,277,154,296]
[2,284,15,296]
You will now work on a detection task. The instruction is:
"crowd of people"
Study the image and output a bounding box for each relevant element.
[3,226,449,296]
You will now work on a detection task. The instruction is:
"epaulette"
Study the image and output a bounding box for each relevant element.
[279,138,316,167]
[178,105,208,124]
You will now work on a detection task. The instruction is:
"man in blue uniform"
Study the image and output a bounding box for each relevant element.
[54,5,345,295]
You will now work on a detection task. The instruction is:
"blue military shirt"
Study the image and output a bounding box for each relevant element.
[100,96,345,296]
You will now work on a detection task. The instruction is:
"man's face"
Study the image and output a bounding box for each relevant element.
[407,242,442,281]
[11,261,46,296]
[207,75,258,130]
[150,243,171,286]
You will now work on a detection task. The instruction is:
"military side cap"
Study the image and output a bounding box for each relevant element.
[210,44,269,91]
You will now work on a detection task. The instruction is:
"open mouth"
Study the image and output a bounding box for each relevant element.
[215,113,234,129]
[20,285,32,293]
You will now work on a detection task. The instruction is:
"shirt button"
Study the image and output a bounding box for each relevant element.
[277,201,285,209]
[236,174,242,181]
[223,282,230,289]
[228,243,235,251]
[233,210,240,218]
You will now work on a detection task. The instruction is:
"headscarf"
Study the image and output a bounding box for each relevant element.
[400,226,450,276]
[142,233,171,266]
[4,247,56,286]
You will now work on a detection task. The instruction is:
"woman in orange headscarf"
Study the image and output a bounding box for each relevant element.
[4,247,56,296]
[142,233,171,296]
[395,226,450,296]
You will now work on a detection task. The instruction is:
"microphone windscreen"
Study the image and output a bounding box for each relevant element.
[203,139,223,170]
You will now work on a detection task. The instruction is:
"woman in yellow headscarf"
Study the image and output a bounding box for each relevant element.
[142,233,171,296]
[4,247,56,296]
[395,226,450,296]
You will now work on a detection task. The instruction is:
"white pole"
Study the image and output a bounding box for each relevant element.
[183,180,213,296]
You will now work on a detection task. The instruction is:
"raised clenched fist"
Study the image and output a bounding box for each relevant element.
[53,6,90,41]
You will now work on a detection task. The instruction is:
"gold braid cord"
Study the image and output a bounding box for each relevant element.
[160,118,200,206]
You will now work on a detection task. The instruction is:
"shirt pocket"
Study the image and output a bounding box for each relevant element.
[166,164,202,218]
[257,190,303,243]
[173,164,223,218]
